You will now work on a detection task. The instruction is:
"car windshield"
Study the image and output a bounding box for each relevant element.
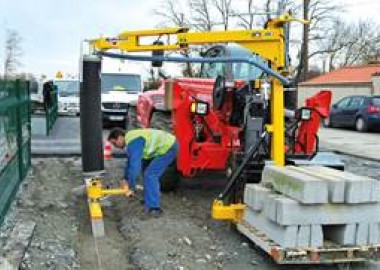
[372,97,380,107]
[101,74,142,93]
[54,81,79,97]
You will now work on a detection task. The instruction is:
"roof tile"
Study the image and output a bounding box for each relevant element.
[300,64,380,85]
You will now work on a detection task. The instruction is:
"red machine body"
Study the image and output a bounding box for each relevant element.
[294,90,332,155]
[136,85,165,128]
[135,78,332,177]
[171,78,241,176]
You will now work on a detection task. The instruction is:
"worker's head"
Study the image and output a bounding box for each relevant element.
[108,128,126,149]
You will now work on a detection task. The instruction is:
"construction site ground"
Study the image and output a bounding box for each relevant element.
[0,153,379,270]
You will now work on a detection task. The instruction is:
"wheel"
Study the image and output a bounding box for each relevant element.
[150,110,172,132]
[355,117,367,132]
[160,164,180,192]
[127,106,138,131]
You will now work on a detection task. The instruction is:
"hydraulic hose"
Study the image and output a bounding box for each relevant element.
[217,131,268,201]
[97,51,291,86]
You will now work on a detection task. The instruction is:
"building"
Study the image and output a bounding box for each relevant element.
[298,64,380,107]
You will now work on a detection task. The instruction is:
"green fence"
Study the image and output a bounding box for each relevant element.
[0,79,31,225]
[46,86,58,136]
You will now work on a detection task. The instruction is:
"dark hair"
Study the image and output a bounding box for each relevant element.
[108,128,125,141]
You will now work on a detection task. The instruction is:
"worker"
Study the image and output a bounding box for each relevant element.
[108,128,178,217]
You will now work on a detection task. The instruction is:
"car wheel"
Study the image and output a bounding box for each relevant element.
[355,117,367,132]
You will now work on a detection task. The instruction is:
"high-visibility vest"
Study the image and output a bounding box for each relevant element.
[125,129,176,159]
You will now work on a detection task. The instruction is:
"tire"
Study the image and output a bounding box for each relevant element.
[127,106,138,131]
[160,164,180,192]
[150,110,172,132]
[355,117,367,132]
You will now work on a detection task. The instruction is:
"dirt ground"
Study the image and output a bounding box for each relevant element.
[0,155,380,270]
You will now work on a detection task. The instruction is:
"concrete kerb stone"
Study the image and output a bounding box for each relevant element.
[310,166,376,204]
[244,208,298,248]
[297,225,311,248]
[275,195,380,226]
[356,223,369,245]
[311,225,323,248]
[290,166,346,203]
[243,184,271,212]
[369,223,380,245]
[261,165,328,204]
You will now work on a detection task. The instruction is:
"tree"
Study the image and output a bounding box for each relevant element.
[316,19,380,70]
[188,0,214,31]
[294,0,342,83]
[154,0,195,76]
[231,0,256,30]
[211,0,233,30]
[154,0,188,27]
[3,29,22,78]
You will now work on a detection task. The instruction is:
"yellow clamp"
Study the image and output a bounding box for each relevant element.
[212,199,246,224]
[86,178,131,220]
[87,178,130,201]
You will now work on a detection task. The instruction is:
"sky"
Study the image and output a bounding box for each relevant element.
[0,0,379,80]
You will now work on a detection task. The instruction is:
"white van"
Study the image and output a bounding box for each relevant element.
[54,79,80,115]
[101,73,142,126]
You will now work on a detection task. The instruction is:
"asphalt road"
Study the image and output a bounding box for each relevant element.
[319,127,380,161]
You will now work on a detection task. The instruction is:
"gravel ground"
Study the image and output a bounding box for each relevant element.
[0,154,379,270]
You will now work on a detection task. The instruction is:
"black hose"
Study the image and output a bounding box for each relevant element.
[218,131,268,201]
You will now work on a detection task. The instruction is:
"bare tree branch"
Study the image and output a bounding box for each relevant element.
[3,29,22,78]
[188,0,214,31]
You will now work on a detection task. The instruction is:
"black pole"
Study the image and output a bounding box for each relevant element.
[80,55,104,172]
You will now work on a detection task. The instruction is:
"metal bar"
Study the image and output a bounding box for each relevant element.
[97,51,291,86]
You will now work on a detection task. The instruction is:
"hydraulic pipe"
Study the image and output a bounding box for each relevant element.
[97,52,291,86]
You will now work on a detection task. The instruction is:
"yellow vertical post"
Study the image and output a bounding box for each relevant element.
[270,79,285,167]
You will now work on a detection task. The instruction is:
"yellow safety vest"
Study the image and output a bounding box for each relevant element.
[125,129,176,159]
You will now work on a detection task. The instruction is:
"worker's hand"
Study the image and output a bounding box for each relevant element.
[121,180,134,197]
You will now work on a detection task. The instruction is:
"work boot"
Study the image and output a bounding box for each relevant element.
[147,208,163,218]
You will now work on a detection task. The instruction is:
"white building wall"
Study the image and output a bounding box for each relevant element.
[371,74,380,95]
[297,84,372,107]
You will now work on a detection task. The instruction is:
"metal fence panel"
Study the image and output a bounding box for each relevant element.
[0,79,31,224]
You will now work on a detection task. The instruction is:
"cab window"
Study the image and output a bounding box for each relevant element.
[202,62,226,78]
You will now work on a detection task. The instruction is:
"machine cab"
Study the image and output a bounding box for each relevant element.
[200,44,266,83]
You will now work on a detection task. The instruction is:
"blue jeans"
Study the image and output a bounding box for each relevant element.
[143,142,178,210]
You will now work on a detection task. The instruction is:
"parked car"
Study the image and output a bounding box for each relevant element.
[324,95,380,132]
